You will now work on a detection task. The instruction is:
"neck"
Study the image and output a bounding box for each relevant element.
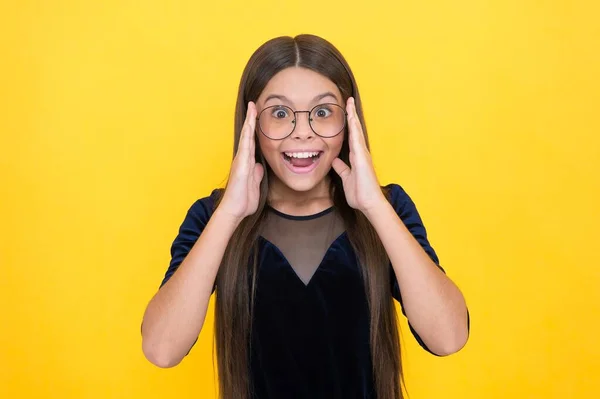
[267,174,333,213]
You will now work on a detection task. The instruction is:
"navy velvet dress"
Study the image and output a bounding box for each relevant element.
[159,183,456,399]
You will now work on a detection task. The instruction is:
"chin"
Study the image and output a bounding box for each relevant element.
[279,176,324,192]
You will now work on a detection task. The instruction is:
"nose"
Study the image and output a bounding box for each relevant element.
[290,111,314,140]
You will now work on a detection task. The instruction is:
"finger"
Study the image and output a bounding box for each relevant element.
[348,97,367,149]
[248,102,257,160]
[346,98,361,153]
[238,102,254,161]
[237,103,250,155]
[331,158,351,181]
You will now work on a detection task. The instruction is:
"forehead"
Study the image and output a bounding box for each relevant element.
[257,67,342,107]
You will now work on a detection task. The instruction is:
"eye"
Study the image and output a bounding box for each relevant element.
[271,107,289,119]
[314,106,332,118]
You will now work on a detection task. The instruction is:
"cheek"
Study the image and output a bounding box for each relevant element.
[327,135,345,158]
[257,135,280,162]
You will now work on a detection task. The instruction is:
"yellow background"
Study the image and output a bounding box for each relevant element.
[1,1,598,398]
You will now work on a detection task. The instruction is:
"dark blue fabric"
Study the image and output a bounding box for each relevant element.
[160,183,458,398]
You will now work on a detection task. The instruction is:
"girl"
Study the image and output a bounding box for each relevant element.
[141,34,470,399]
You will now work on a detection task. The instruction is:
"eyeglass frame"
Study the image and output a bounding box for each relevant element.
[255,102,348,141]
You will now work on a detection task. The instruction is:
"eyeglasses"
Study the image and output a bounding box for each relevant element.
[256,103,347,140]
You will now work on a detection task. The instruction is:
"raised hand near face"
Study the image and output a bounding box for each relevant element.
[217,102,265,222]
[332,97,386,213]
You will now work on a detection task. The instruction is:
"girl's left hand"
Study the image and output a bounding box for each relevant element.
[332,97,386,214]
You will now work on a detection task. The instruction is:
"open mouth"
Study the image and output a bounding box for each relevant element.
[281,151,323,174]
[282,151,322,163]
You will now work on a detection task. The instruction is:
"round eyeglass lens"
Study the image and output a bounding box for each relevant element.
[309,103,345,138]
[258,105,295,140]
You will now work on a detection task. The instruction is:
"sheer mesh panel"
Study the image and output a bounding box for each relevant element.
[260,206,346,285]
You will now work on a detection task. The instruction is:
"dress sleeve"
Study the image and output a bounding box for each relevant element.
[159,188,221,290]
[385,183,447,355]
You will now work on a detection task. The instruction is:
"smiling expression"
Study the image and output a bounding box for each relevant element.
[255,67,346,193]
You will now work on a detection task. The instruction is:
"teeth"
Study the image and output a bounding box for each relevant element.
[284,151,320,158]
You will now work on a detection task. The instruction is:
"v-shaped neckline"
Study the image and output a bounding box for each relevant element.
[259,231,348,288]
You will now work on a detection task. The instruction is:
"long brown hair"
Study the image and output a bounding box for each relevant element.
[213,34,403,399]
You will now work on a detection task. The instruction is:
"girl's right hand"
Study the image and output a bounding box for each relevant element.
[217,101,265,223]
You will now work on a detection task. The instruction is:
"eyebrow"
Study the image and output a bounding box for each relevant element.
[263,91,340,106]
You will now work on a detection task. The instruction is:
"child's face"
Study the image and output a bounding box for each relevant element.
[255,67,346,193]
